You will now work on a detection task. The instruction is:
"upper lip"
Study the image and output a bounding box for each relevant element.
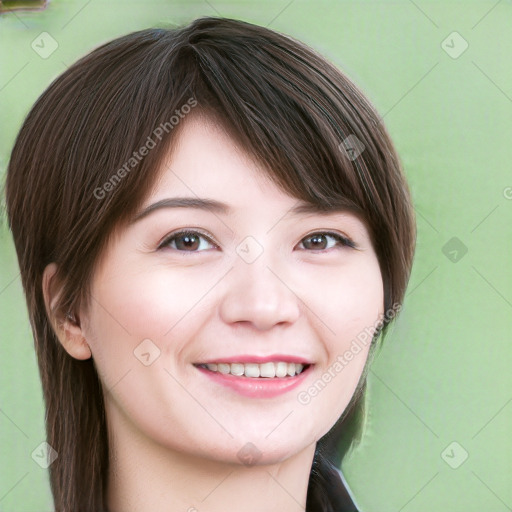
[196,354,313,365]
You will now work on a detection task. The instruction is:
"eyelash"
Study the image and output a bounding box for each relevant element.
[157,229,357,253]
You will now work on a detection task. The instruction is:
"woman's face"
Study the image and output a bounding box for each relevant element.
[80,114,384,465]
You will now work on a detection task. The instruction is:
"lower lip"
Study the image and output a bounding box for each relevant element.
[195,365,312,398]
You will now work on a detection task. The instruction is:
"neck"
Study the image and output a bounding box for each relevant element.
[106,410,315,512]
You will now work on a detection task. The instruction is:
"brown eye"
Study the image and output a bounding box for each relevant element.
[300,232,356,251]
[159,230,216,252]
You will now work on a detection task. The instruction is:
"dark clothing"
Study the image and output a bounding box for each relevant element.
[334,468,359,511]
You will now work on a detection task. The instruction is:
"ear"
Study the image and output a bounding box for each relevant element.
[42,262,92,360]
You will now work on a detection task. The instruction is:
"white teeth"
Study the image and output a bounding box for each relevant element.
[244,364,260,378]
[259,362,275,378]
[230,363,244,376]
[275,362,288,378]
[200,361,308,378]
[217,363,230,374]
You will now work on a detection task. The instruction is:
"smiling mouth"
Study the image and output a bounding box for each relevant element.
[195,362,311,378]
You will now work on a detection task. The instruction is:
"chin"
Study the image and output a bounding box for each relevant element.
[189,437,312,468]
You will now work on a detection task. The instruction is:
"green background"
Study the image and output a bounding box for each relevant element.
[1,1,511,510]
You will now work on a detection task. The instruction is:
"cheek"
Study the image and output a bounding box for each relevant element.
[309,257,384,348]
[81,264,217,441]
[82,263,216,374]
[92,271,192,337]
[296,258,383,429]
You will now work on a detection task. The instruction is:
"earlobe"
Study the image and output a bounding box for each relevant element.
[42,263,92,361]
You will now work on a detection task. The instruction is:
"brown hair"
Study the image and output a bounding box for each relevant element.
[4,16,416,511]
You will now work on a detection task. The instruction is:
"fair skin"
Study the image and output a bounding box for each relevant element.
[43,114,384,512]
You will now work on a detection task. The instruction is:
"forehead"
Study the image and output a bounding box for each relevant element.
[146,115,283,207]
[144,115,365,221]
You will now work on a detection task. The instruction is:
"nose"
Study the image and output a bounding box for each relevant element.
[218,255,301,331]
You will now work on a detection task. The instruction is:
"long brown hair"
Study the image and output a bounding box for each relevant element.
[5,16,416,511]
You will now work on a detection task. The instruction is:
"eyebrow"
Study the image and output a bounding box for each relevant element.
[130,197,357,224]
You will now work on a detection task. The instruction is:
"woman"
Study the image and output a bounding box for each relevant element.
[5,16,415,512]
